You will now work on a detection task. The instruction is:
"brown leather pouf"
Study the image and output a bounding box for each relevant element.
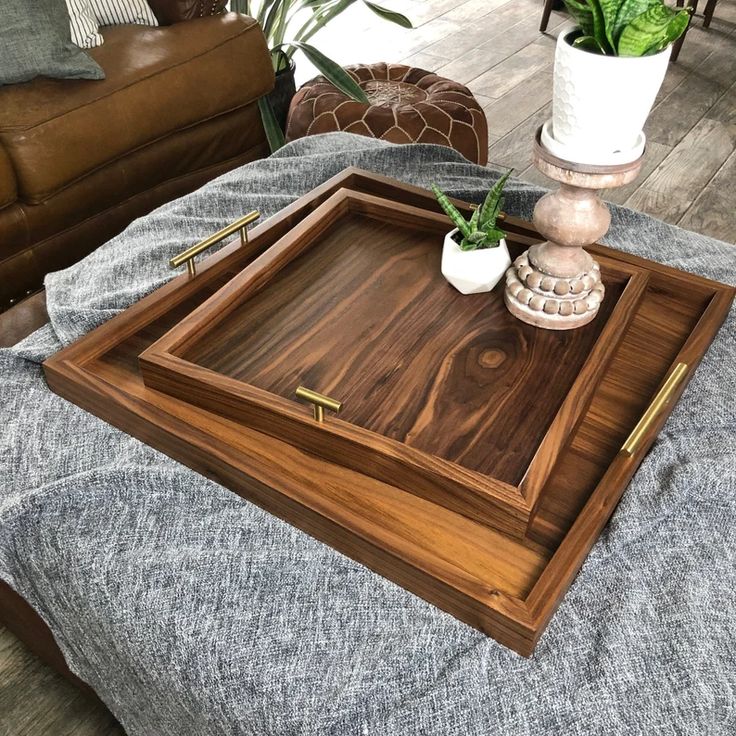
[286,63,488,166]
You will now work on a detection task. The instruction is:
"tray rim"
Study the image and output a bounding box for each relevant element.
[42,168,735,656]
[138,186,650,538]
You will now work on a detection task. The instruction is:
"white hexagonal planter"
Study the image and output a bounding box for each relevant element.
[441,229,511,295]
[551,27,670,165]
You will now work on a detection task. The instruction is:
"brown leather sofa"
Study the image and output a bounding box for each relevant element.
[0,1,274,313]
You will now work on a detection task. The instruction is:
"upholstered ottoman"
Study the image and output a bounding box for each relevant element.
[286,63,488,165]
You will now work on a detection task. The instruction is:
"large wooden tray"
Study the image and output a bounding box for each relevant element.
[139,188,648,538]
[43,169,734,655]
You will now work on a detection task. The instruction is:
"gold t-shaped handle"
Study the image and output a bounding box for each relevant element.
[170,211,260,276]
[295,386,342,423]
[621,362,688,456]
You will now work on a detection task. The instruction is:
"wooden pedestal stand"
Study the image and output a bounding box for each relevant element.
[505,128,643,330]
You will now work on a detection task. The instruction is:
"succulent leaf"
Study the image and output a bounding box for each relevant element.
[479,170,511,232]
[469,205,481,231]
[565,0,687,55]
[434,172,511,250]
[597,0,625,48]
[656,8,691,52]
[431,185,473,240]
[572,34,608,53]
[617,3,688,56]
[483,227,507,244]
[611,0,660,45]
[482,195,504,237]
[563,0,596,36]
[585,0,613,54]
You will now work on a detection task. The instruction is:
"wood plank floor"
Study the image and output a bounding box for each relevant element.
[0,626,122,736]
[2,3,735,735]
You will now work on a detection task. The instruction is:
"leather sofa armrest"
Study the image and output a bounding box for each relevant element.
[0,290,48,348]
[0,145,17,209]
[147,0,229,25]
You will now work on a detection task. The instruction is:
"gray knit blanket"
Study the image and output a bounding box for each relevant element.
[1,134,734,736]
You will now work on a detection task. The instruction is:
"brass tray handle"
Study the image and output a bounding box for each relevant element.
[170,211,261,276]
[296,386,342,423]
[621,362,689,456]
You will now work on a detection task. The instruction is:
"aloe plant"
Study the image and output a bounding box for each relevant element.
[432,172,511,251]
[563,0,691,56]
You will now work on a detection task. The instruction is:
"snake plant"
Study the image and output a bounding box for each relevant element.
[232,1,412,149]
[563,0,691,56]
[432,172,511,251]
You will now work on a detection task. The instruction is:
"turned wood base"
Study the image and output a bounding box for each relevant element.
[505,126,643,330]
[504,249,604,329]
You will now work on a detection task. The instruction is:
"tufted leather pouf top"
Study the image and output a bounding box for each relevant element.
[286,63,488,165]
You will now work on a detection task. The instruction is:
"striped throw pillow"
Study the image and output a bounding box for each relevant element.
[88,0,158,28]
[66,0,103,49]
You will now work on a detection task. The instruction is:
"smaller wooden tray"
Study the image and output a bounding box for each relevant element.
[140,188,648,537]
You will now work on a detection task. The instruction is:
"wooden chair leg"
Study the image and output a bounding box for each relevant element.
[703,0,717,28]
[670,35,684,62]
[676,0,699,12]
[670,4,695,62]
[540,0,556,33]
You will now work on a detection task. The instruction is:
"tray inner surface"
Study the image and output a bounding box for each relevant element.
[181,208,627,486]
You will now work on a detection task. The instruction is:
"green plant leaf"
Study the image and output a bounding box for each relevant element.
[656,8,691,52]
[431,185,473,240]
[262,0,283,38]
[459,237,481,251]
[563,0,596,36]
[597,0,625,48]
[458,228,505,250]
[611,0,659,45]
[275,41,369,102]
[293,1,356,45]
[482,227,507,245]
[362,1,412,28]
[270,47,290,72]
[257,96,286,153]
[585,0,613,53]
[478,170,511,232]
[469,205,481,231]
[617,3,689,56]
[572,33,608,53]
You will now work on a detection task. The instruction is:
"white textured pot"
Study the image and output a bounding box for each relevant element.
[441,230,511,295]
[551,28,670,164]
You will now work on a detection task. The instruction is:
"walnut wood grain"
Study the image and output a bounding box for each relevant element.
[139,188,647,537]
[43,169,734,656]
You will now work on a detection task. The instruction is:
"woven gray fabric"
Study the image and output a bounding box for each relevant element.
[1,134,735,735]
[0,0,104,85]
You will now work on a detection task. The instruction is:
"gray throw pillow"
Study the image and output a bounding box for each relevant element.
[1,0,105,85]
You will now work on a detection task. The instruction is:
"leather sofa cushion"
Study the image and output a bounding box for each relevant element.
[0,104,268,308]
[0,12,273,204]
[0,147,17,209]
[1,103,266,262]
